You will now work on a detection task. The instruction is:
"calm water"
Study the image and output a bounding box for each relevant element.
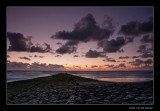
[7,71,153,83]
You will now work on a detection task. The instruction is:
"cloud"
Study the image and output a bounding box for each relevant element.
[30,43,52,53]
[39,56,44,58]
[91,65,98,68]
[19,57,31,61]
[47,64,65,70]
[141,53,153,58]
[7,32,30,51]
[51,13,116,54]
[34,55,38,57]
[132,56,140,59]
[116,63,126,68]
[85,49,105,58]
[136,44,153,58]
[73,55,78,57]
[104,65,114,68]
[56,40,78,54]
[119,56,130,59]
[55,55,62,57]
[33,55,45,58]
[104,63,126,68]
[7,61,30,70]
[140,35,153,44]
[7,32,52,53]
[102,37,126,53]
[119,16,153,36]
[103,56,116,62]
[129,59,153,66]
[73,65,81,68]
[7,61,66,71]
[56,42,62,45]
[52,13,114,42]
[136,44,147,53]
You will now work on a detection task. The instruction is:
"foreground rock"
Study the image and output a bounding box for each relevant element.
[7,73,153,104]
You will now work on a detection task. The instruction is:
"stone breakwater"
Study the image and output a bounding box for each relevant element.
[7,81,153,104]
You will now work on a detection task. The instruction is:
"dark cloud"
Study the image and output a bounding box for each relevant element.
[104,56,116,62]
[105,63,126,68]
[129,59,153,66]
[132,56,140,59]
[19,57,31,61]
[52,13,116,54]
[118,49,125,53]
[56,45,77,54]
[7,32,29,51]
[102,37,126,53]
[117,63,126,68]
[48,64,65,70]
[137,45,147,53]
[73,66,81,68]
[7,32,52,53]
[141,65,153,69]
[29,62,65,71]
[140,35,153,44]
[30,43,52,53]
[7,61,30,70]
[141,53,153,58]
[137,44,153,58]
[85,49,105,58]
[34,55,38,57]
[56,40,78,54]
[91,65,98,68]
[119,16,153,36]
[39,56,45,58]
[73,55,78,57]
[33,55,44,58]
[7,61,65,71]
[55,55,62,57]
[104,65,114,68]
[52,13,114,42]
[56,42,62,45]
[119,56,130,59]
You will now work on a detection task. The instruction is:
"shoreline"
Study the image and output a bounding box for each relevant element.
[7,73,153,104]
[7,72,153,83]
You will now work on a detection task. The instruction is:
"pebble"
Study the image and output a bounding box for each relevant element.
[135,97,146,102]
[7,81,153,104]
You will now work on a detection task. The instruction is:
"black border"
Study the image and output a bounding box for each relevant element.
[1,0,160,110]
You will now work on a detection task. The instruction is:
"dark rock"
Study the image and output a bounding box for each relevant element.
[135,97,145,102]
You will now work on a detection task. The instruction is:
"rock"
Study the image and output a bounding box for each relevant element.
[85,99,94,102]
[135,97,145,102]
[30,99,38,103]
[123,95,134,101]
[141,100,149,104]
[90,101,101,104]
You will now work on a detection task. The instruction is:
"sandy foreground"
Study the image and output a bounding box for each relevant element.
[7,73,153,104]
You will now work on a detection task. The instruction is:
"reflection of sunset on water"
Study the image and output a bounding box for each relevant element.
[98,78,153,82]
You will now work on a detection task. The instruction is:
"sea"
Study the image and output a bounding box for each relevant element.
[7,71,153,83]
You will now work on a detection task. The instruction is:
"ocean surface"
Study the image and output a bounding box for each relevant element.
[7,71,153,83]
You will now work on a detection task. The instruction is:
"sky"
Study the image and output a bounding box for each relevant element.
[7,6,153,71]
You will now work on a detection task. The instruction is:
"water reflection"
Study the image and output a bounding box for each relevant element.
[98,78,153,82]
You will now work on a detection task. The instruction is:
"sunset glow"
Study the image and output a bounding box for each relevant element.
[7,7,153,71]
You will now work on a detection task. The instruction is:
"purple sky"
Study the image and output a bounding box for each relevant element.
[7,6,153,71]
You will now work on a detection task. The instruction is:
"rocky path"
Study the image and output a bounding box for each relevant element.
[7,81,153,104]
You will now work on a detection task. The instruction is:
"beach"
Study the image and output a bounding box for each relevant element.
[7,73,153,104]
